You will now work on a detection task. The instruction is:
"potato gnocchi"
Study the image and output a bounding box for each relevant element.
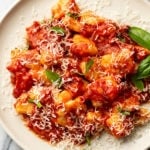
[7,0,150,145]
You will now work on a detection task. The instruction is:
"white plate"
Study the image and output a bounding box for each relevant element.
[0,0,150,150]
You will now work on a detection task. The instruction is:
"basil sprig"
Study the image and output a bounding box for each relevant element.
[51,26,66,35]
[132,55,150,90]
[45,69,62,86]
[66,12,79,19]
[129,26,150,50]
[117,107,131,116]
[28,99,43,108]
[85,59,94,73]
[131,77,144,91]
[135,55,150,79]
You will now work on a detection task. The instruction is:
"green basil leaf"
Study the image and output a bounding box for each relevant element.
[129,27,150,50]
[28,99,43,108]
[28,99,34,103]
[51,26,66,35]
[138,63,149,74]
[85,59,94,73]
[137,56,150,74]
[131,55,150,90]
[138,56,150,71]
[122,111,130,116]
[66,12,79,19]
[139,55,150,66]
[137,65,150,79]
[45,69,62,88]
[36,101,43,108]
[131,76,144,91]
[45,69,61,85]
[133,56,150,80]
[117,107,131,116]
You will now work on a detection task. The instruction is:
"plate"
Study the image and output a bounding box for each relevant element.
[0,0,150,150]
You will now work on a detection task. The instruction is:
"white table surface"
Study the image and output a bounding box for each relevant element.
[0,1,22,150]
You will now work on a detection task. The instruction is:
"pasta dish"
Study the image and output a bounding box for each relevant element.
[7,0,150,146]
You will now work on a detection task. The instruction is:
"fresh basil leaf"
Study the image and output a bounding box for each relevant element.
[51,26,66,35]
[45,69,61,84]
[36,101,42,108]
[85,59,94,73]
[131,55,150,90]
[131,76,144,91]
[138,56,150,72]
[117,107,131,116]
[28,99,34,103]
[129,27,150,50]
[66,12,79,19]
[137,66,150,79]
[28,99,43,108]
[136,56,150,79]
[122,111,130,116]
[139,55,150,66]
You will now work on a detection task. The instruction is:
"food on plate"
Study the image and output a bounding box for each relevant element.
[7,0,150,145]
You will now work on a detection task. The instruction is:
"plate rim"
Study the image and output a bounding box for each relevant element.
[0,1,29,149]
